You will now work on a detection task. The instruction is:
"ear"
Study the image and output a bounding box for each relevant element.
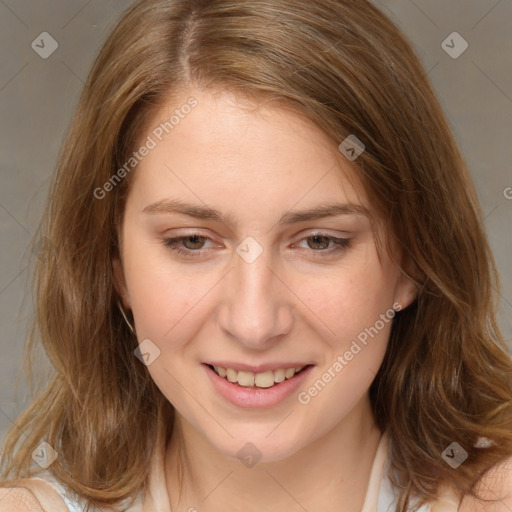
[393,271,417,311]
[112,256,131,309]
[384,234,418,312]
[392,254,419,312]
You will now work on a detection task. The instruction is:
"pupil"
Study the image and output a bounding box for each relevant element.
[309,235,329,250]
[185,235,204,249]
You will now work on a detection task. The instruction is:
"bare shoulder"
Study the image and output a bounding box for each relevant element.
[458,457,512,512]
[0,486,45,511]
[0,477,70,512]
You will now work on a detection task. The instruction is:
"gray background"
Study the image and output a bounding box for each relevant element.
[0,0,511,446]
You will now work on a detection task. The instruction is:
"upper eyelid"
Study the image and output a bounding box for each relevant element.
[164,228,352,240]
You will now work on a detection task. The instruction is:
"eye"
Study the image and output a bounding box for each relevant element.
[162,232,352,259]
[295,233,351,255]
[162,234,215,256]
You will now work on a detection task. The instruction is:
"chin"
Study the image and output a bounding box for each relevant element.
[210,428,305,465]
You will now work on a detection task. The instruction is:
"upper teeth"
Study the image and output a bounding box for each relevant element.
[213,365,305,388]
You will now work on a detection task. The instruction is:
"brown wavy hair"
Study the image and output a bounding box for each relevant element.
[1,0,512,510]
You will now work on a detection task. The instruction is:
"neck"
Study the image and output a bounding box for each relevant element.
[165,394,383,512]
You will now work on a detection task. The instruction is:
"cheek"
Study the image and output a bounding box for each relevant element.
[296,261,396,415]
[295,254,397,349]
[121,235,218,338]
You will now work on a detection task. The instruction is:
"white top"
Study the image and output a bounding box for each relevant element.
[10,430,461,512]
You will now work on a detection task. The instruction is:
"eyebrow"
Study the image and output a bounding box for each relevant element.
[142,198,370,225]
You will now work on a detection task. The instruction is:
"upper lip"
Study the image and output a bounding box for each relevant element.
[204,361,314,373]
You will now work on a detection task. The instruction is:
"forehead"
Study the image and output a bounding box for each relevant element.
[128,88,371,221]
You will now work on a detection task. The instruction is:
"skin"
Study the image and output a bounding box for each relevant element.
[114,88,417,512]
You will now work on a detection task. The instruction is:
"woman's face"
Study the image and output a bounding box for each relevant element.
[114,88,415,462]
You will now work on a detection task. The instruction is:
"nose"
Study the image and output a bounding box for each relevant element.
[217,248,294,350]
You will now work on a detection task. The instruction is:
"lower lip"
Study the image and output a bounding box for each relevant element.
[203,364,314,408]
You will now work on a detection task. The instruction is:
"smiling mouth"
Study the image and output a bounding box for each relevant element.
[206,364,312,389]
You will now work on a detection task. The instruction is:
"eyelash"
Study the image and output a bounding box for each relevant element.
[162,233,351,258]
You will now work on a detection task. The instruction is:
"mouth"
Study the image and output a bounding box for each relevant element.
[205,363,313,389]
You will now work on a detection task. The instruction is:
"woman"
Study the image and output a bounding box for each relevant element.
[1,0,512,511]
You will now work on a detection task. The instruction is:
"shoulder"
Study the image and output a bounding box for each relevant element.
[0,477,70,512]
[0,486,45,511]
[458,456,512,512]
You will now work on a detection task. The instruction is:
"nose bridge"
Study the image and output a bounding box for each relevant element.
[218,248,293,347]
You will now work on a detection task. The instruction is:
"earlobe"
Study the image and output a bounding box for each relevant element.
[112,257,131,309]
